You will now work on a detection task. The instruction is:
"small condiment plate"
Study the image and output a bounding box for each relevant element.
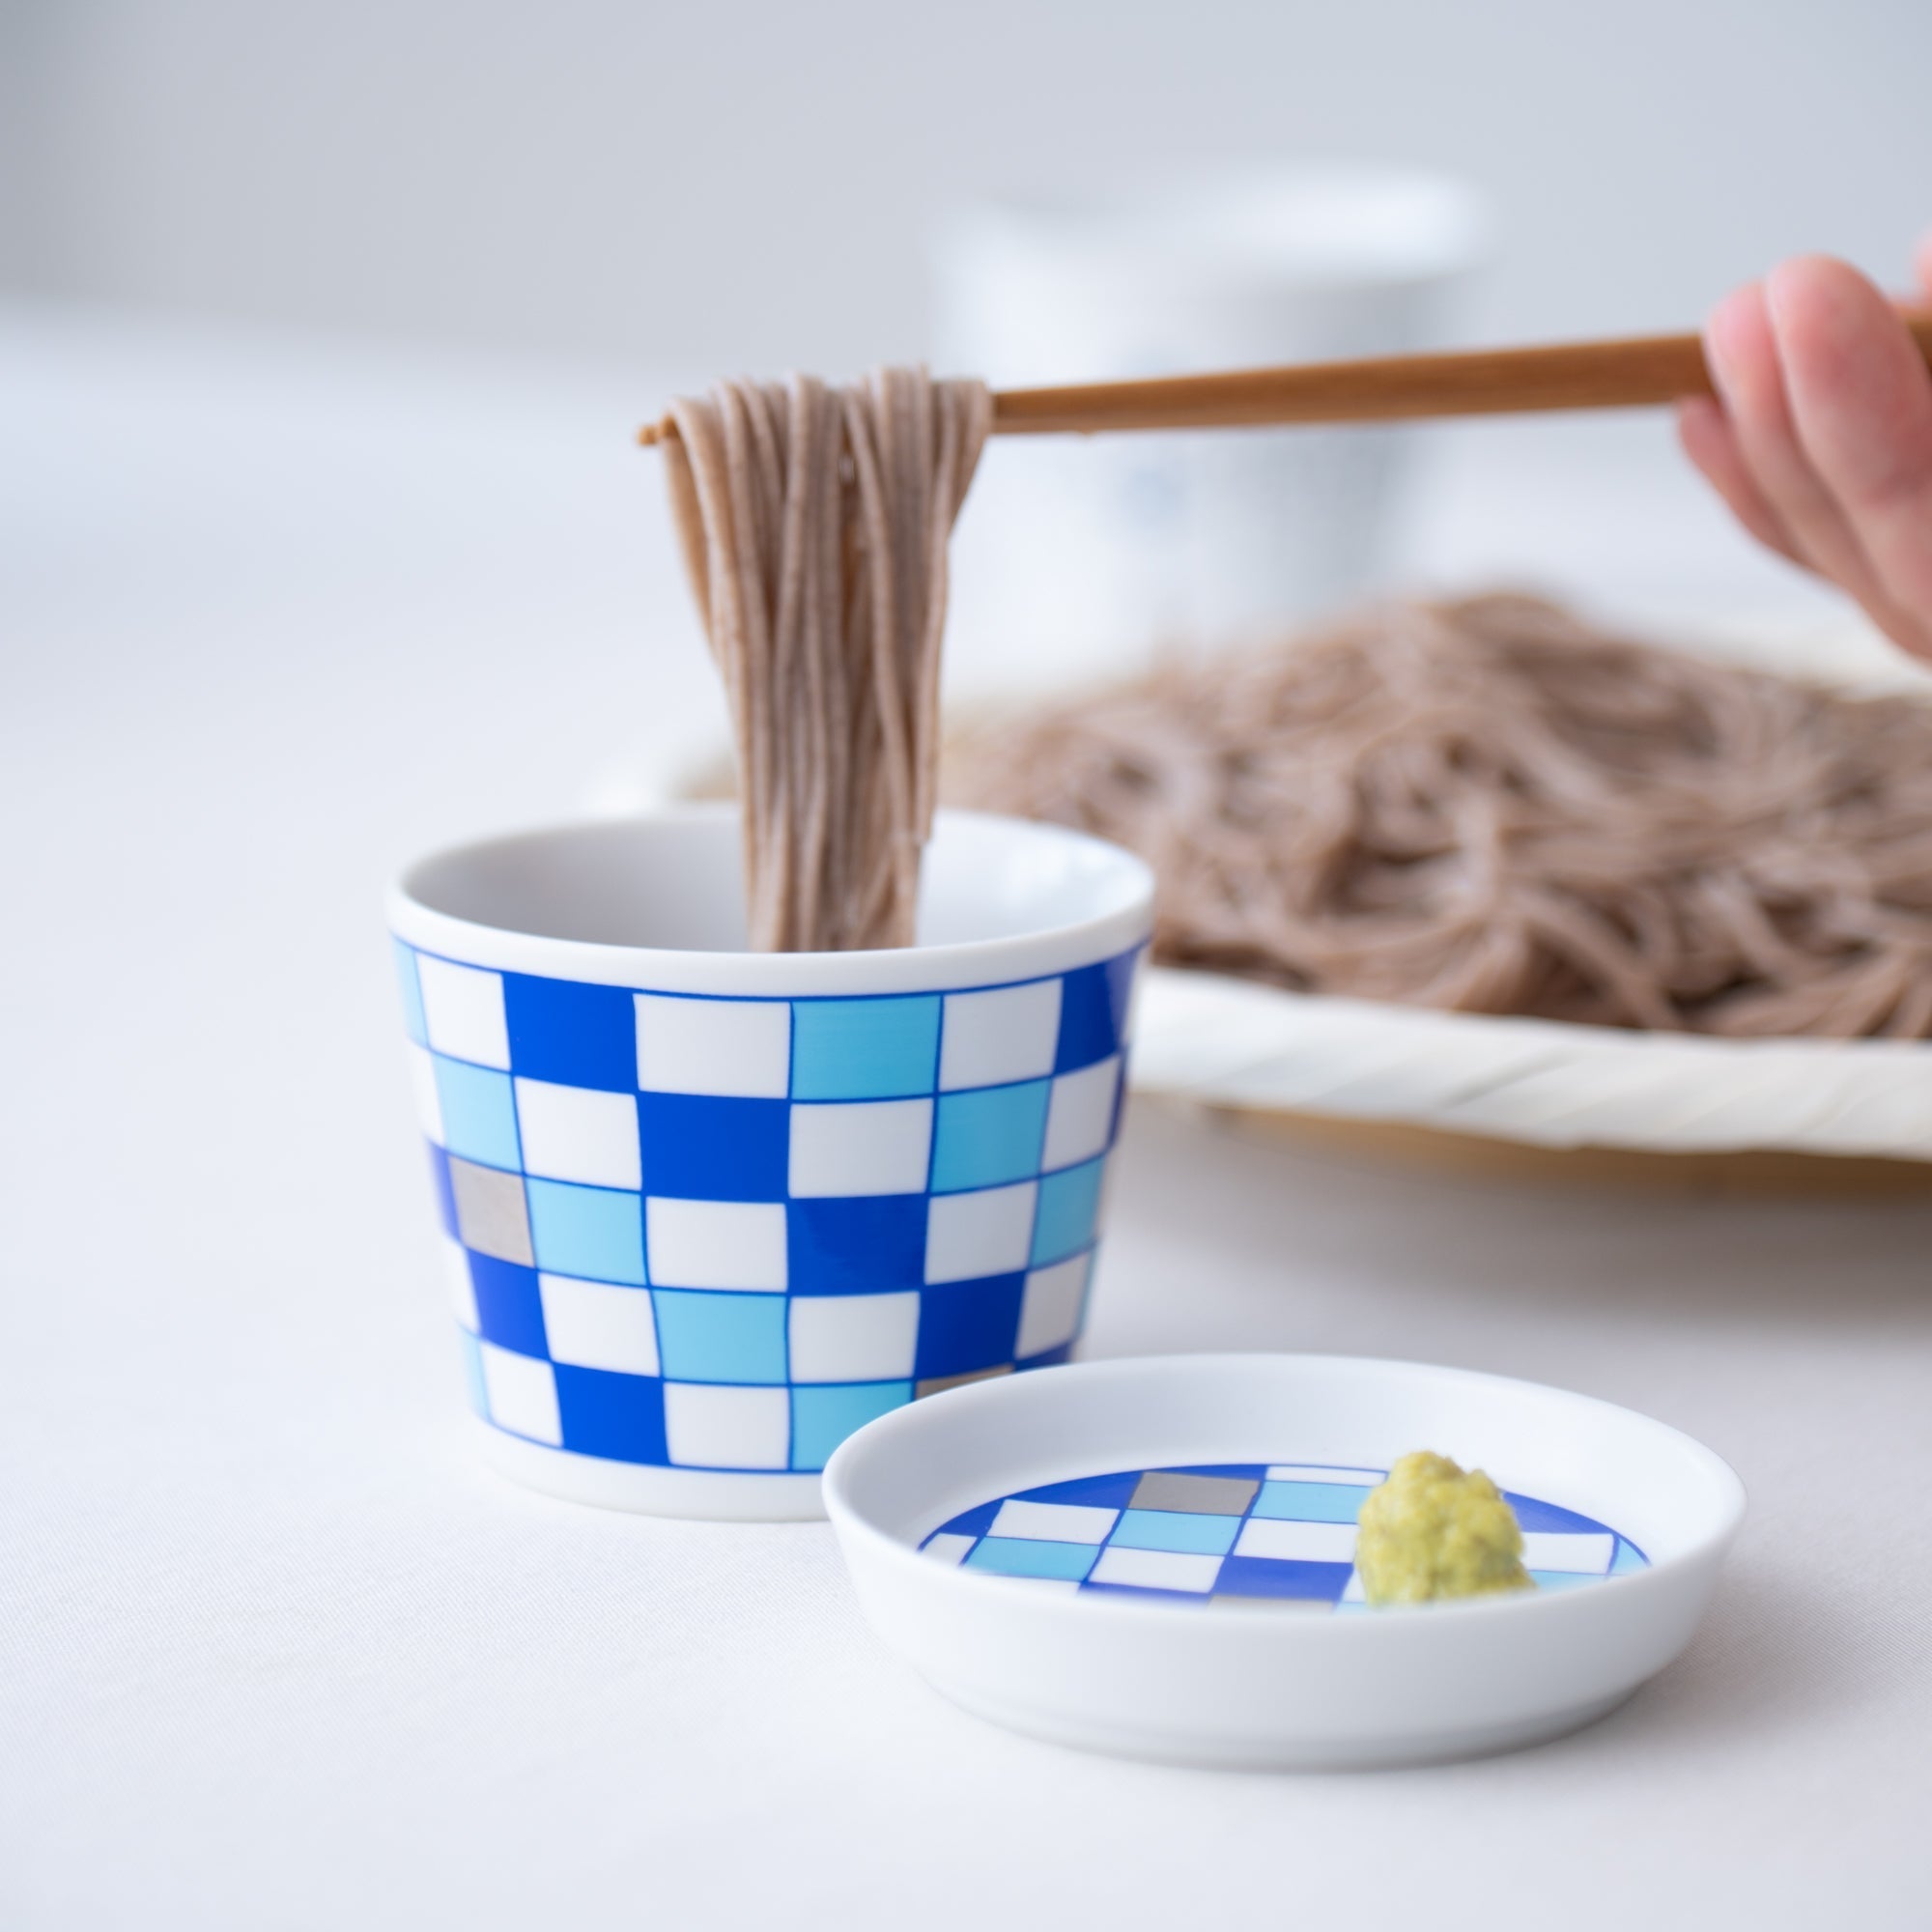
[823,1353,1745,1770]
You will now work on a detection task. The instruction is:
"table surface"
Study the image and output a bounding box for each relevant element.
[6,305,1928,1931]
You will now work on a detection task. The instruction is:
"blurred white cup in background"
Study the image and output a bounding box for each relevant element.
[929,164,1492,695]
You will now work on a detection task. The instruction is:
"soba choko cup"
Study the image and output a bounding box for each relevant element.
[388,805,1154,1520]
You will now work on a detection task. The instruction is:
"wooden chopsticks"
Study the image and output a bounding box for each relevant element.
[636,315,1932,446]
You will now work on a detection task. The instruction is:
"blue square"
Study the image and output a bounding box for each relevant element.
[790,1380,913,1470]
[504,973,637,1093]
[1020,1470,1140,1510]
[791,996,940,1100]
[1055,953,1133,1074]
[1254,1481,1367,1524]
[526,1178,645,1285]
[1017,1340,1076,1372]
[457,1327,487,1414]
[1111,1509,1242,1555]
[915,1274,1023,1379]
[394,939,427,1045]
[652,1289,788,1383]
[930,1081,1050,1193]
[1084,1582,1207,1606]
[966,1537,1097,1581]
[637,1093,788,1202]
[928,1499,1001,1540]
[1503,1491,1605,1535]
[1214,1556,1353,1603]
[554,1365,668,1463]
[1031,1156,1105,1266]
[432,1055,522,1171]
[426,1145,459,1238]
[788,1195,926,1293]
[468,1254,547,1356]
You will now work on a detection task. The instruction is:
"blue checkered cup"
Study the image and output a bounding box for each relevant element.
[389,805,1153,1519]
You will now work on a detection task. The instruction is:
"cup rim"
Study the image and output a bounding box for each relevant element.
[930,162,1495,293]
[387,804,1155,998]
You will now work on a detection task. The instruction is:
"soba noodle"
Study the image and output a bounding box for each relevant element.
[664,368,991,952]
[948,594,1932,1037]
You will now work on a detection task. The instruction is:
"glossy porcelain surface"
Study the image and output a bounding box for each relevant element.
[389,806,1153,1518]
[824,1353,1745,1766]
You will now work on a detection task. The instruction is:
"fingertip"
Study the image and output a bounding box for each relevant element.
[1703,280,1774,408]
[1764,253,1889,342]
[1915,231,1932,303]
[1675,394,1725,469]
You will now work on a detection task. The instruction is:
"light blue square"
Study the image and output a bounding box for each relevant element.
[433,1055,522,1171]
[457,1327,487,1415]
[395,939,427,1045]
[1527,1570,1600,1593]
[1611,1538,1648,1575]
[1031,1155,1105,1266]
[931,1081,1050,1193]
[791,997,941,1100]
[1254,1481,1367,1524]
[790,1380,913,1470]
[965,1537,1098,1581]
[653,1289,787,1383]
[1110,1509,1241,1555]
[526,1178,645,1285]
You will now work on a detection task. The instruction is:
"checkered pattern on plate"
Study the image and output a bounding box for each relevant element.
[919,1462,1648,1606]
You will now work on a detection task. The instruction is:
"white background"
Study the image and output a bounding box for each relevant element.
[5,303,1930,1932]
[6,7,1932,1925]
[5,0,1932,367]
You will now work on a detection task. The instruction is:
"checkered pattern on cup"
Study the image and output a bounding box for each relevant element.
[399,939,1141,1475]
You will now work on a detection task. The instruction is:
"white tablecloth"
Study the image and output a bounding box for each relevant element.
[5,306,1927,1930]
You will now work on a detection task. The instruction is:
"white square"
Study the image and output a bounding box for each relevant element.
[987,1498,1118,1544]
[787,1291,920,1383]
[538,1273,659,1376]
[646,1198,788,1291]
[478,1342,561,1445]
[442,1237,478,1330]
[1041,1056,1120,1172]
[788,1099,932,1198]
[924,1181,1037,1284]
[1267,1465,1383,1485]
[1016,1252,1092,1359]
[664,1382,790,1469]
[939,980,1063,1092]
[922,1533,976,1566]
[407,1043,444,1144]
[1090,1547,1221,1593]
[1522,1532,1616,1575]
[636,993,790,1097]
[1235,1519,1359,1563]
[514,1079,640,1189]
[416,956,510,1069]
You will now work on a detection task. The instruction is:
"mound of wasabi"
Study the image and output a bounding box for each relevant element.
[1355,1452,1534,1605]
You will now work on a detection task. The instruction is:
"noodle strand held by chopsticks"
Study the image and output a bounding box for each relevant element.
[665,369,992,952]
[947,593,1932,1038]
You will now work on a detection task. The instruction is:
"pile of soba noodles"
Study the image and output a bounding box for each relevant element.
[947,593,1932,1038]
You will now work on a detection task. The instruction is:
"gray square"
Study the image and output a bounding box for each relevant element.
[1130,1472,1259,1517]
[915,1364,1013,1400]
[449,1156,533,1265]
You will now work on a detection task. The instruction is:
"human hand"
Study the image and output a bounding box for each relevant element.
[1677,244,1932,660]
